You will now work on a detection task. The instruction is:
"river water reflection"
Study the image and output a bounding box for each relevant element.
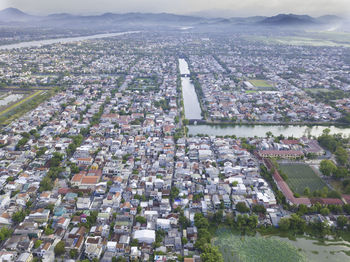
[0,31,139,50]
[179,58,202,120]
[188,123,350,138]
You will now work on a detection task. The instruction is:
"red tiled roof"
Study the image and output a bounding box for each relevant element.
[281,139,300,145]
[81,176,99,185]
[58,188,71,194]
[77,157,93,162]
[58,217,66,224]
[71,173,84,182]
[87,169,102,177]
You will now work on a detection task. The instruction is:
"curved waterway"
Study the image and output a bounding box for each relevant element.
[0,31,139,50]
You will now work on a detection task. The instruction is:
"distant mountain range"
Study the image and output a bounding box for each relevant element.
[0,7,344,30]
[0,7,34,22]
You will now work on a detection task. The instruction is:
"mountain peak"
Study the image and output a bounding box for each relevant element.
[260,14,316,26]
[0,7,27,16]
[0,10,343,30]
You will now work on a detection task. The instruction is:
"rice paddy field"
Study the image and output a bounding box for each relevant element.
[215,228,350,262]
[278,163,328,195]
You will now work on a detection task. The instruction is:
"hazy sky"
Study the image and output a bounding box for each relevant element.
[2,0,350,17]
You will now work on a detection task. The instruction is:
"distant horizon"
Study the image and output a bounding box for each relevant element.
[2,0,350,18]
[0,6,345,19]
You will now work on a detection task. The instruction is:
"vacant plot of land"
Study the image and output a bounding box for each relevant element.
[249,79,273,88]
[279,163,328,195]
[0,93,24,108]
[245,90,258,94]
[0,91,43,117]
[0,90,55,126]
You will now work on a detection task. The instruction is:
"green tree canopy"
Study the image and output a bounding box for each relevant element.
[12,210,26,224]
[320,160,337,176]
[337,215,348,229]
[278,217,290,231]
[236,202,250,213]
[201,244,224,262]
[335,146,348,166]
[54,241,66,256]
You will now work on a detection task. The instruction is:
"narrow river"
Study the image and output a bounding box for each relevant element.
[187,124,350,138]
[178,59,350,138]
[178,58,202,120]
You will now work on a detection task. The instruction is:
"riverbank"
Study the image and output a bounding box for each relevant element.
[188,120,350,127]
[0,31,140,50]
[178,59,202,120]
[177,59,350,139]
[187,124,350,138]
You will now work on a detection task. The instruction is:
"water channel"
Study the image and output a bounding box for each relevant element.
[178,58,350,138]
[178,58,202,120]
[187,124,350,138]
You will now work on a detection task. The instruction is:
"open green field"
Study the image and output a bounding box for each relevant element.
[273,37,349,47]
[215,228,306,262]
[0,91,43,117]
[127,77,159,92]
[0,89,56,126]
[245,32,350,48]
[215,227,350,262]
[279,163,328,194]
[249,79,273,88]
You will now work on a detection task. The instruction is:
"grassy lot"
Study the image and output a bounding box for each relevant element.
[330,180,350,195]
[244,34,350,48]
[249,79,273,88]
[274,37,348,47]
[0,89,56,126]
[279,163,328,195]
[3,86,54,89]
[0,91,43,117]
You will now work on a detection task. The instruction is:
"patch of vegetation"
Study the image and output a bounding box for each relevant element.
[249,79,273,88]
[215,227,306,262]
[0,89,57,126]
[279,163,328,195]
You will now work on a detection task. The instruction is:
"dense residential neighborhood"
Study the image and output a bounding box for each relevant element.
[0,29,350,262]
